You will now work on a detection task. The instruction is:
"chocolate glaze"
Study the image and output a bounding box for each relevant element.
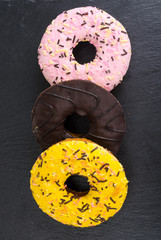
[32,80,126,154]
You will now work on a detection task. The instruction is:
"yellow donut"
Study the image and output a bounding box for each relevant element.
[30,139,128,227]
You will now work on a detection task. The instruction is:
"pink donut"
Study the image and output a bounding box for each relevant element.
[38,6,131,91]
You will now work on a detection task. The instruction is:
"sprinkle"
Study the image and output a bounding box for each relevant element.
[63,23,70,27]
[87,76,92,81]
[66,37,72,41]
[82,12,88,16]
[93,197,100,204]
[121,49,128,56]
[57,29,62,33]
[42,50,47,56]
[90,10,93,14]
[81,22,87,26]
[45,44,49,51]
[49,47,53,53]
[106,76,115,80]
[121,30,127,34]
[100,26,109,30]
[62,64,69,70]
[73,149,80,155]
[110,197,116,203]
[100,163,109,170]
[95,32,100,37]
[111,56,114,61]
[54,64,59,68]
[57,39,60,45]
[59,44,64,47]
[82,168,87,172]
[116,171,120,177]
[90,147,98,153]
[104,204,117,211]
[78,203,89,212]
[55,49,68,57]
[72,35,76,43]
[49,60,54,65]
[47,193,52,197]
[77,157,86,161]
[77,220,82,225]
[55,181,60,187]
[120,39,128,43]
[45,30,50,35]
[74,63,77,70]
[91,25,95,28]
[76,12,82,16]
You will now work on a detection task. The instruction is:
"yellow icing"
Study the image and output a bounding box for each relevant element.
[30,139,128,227]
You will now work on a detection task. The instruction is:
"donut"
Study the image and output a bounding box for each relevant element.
[30,138,128,227]
[38,6,131,91]
[32,80,126,154]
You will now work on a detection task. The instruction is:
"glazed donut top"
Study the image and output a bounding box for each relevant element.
[38,6,131,91]
[30,138,128,227]
[32,80,126,154]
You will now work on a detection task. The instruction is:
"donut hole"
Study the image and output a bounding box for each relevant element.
[65,174,90,197]
[64,112,90,135]
[72,41,96,64]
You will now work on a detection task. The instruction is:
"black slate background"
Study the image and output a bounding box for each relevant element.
[0,0,161,239]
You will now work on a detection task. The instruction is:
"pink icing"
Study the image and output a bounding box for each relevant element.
[38,6,131,91]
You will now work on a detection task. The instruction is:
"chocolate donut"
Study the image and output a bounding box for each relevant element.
[32,80,126,154]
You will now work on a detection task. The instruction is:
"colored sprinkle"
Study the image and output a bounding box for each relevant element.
[87,76,92,81]
[63,64,69,70]
[63,23,70,28]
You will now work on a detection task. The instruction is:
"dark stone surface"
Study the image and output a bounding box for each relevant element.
[0,1,161,239]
